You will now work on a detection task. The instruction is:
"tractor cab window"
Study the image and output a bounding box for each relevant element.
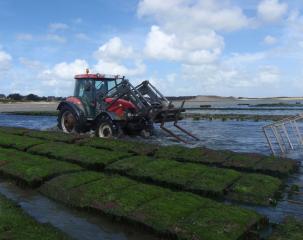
[74,79,93,98]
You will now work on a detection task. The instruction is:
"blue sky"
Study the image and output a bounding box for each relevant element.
[0,0,303,97]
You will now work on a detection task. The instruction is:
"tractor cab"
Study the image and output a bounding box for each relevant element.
[72,73,124,117]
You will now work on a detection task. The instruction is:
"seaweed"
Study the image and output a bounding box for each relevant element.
[24,130,78,143]
[0,147,83,187]
[175,201,263,240]
[28,142,132,169]
[226,173,282,205]
[82,137,158,156]
[253,156,300,176]
[0,126,29,135]
[0,132,45,151]
[41,172,263,239]
[222,153,263,170]
[269,217,303,240]
[107,157,241,199]
[0,193,70,239]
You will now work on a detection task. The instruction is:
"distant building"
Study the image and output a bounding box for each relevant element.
[0,94,6,99]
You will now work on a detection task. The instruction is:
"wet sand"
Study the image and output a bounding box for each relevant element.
[0,102,59,112]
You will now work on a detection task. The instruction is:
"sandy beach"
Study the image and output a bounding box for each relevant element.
[0,102,59,113]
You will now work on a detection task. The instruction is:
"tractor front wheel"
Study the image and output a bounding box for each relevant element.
[95,118,121,139]
[58,107,80,133]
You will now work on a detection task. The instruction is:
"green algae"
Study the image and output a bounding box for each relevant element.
[0,132,45,151]
[81,137,158,156]
[41,172,264,240]
[0,193,70,240]
[0,147,82,187]
[269,217,303,240]
[28,142,132,169]
[227,173,282,205]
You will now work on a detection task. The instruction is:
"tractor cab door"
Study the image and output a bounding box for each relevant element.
[74,79,96,117]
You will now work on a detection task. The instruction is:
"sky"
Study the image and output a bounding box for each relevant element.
[0,0,303,97]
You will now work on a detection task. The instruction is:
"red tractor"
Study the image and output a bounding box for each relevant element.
[57,70,198,142]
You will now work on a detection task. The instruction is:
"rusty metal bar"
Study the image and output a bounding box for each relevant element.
[173,100,199,141]
[160,107,187,143]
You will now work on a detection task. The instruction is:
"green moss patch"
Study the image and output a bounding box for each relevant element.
[155,145,234,165]
[0,147,83,187]
[41,172,263,239]
[175,201,262,240]
[28,142,132,169]
[226,173,282,205]
[107,156,281,203]
[107,156,241,198]
[269,217,303,240]
[0,194,70,239]
[0,132,45,151]
[81,138,158,156]
[155,145,298,177]
[24,130,78,143]
[253,156,299,176]
[0,126,29,135]
[222,153,263,170]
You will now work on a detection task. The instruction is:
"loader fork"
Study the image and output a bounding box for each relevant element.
[160,101,199,143]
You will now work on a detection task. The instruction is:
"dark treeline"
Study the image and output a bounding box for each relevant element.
[0,93,64,102]
[166,96,196,101]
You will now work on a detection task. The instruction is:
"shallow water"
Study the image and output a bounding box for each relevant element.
[0,181,157,240]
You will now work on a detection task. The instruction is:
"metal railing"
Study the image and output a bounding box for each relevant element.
[263,114,303,156]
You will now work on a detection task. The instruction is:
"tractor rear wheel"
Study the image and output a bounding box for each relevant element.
[95,118,121,139]
[58,107,80,133]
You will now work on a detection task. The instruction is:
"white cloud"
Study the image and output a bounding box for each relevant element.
[39,59,88,96]
[16,33,33,41]
[257,0,288,22]
[94,37,146,77]
[0,50,12,71]
[94,37,134,60]
[19,58,42,70]
[45,34,66,43]
[264,35,277,44]
[144,25,223,64]
[138,0,250,32]
[144,26,182,60]
[255,65,281,84]
[48,22,69,32]
[94,60,146,77]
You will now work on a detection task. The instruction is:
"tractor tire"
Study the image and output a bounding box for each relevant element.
[95,117,121,139]
[58,107,81,134]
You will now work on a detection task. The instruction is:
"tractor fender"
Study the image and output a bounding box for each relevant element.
[95,111,120,122]
[57,101,85,122]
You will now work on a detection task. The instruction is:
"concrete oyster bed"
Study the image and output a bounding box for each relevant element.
[0,126,301,239]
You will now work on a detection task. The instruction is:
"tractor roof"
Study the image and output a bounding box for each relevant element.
[74,73,123,80]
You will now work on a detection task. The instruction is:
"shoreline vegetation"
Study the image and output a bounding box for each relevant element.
[0,126,301,239]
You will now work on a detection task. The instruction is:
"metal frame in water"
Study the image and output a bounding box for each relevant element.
[263,114,303,156]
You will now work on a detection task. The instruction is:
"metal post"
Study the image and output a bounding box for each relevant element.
[282,123,294,150]
[263,127,276,156]
[294,120,303,145]
[271,126,285,154]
